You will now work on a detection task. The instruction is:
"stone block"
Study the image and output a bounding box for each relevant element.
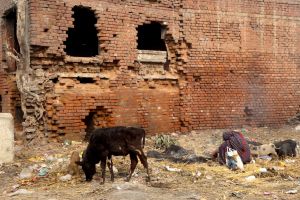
[0,113,14,163]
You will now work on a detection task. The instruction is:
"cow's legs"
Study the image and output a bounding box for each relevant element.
[137,150,150,182]
[100,157,107,184]
[126,153,138,182]
[107,157,114,182]
[292,148,297,157]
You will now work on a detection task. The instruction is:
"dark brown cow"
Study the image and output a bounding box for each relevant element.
[76,126,150,184]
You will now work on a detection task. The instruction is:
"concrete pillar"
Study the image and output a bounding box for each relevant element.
[0,113,14,163]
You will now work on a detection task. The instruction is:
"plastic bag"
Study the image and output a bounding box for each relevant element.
[225,147,244,171]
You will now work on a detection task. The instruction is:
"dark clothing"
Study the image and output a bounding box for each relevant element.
[218,131,251,165]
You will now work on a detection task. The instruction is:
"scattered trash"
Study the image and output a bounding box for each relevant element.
[28,156,44,163]
[112,182,141,191]
[71,141,82,145]
[45,155,56,163]
[295,125,300,131]
[19,168,33,179]
[225,147,244,171]
[38,167,49,177]
[171,132,179,137]
[230,192,243,198]
[205,175,213,180]
[192,171,202,177]
[257,155,272,161]
[40,163,47,168]
[285,159,295,163]
[241,128,247,134]
[63,140,72,146]
[245,175,256,182]
[263,192,272,196]
[57,158,65,163]
[285,176,294,181]
[259,168,268,173]
[115,186,122,190]
[186,194,201,200]
[285,189,298,194]
[13,163,22,168]
[59,174,72,182]
[11,184,20,191]
[8,189,33,197]
[0,171,5,174]
[277,161,286,167]
[29,164,39,171]
[165,166,182,172]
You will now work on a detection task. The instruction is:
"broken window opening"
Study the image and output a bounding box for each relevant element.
[64,6,99,57]
[77,77,96,84]
[137,22,167,51]
[83,111,96,141]
[2,8,20,72]
[51,77,59,84]
[83,106,113,141]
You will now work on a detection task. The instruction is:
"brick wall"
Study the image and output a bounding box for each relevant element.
[1,0,299,140]
[0,0,23,130]
[180,0,300,130]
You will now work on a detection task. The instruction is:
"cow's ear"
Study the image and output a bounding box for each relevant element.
[75,161,83,166]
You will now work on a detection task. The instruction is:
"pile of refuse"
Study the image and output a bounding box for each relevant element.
[19,153,72,182]
[147,144,210,163]
[1,153,77,197]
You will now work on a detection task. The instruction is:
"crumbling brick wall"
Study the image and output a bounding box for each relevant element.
[0,0,299,141]
[27,0,183,141]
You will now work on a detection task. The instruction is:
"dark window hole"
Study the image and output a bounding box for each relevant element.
[83,106,113,141]
[64,6,99,57]
[244,106,253,117]
[113,59,120,65]
[3,7,20,72]
[52,77,59,83]
[77,77,96,84]
[137,22,167,51]
[128,66,136,71]
[194,76,201,82]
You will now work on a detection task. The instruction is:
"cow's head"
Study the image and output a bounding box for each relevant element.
[75,160,96,181]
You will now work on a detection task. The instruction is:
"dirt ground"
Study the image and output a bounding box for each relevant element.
[1,125,300,200]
